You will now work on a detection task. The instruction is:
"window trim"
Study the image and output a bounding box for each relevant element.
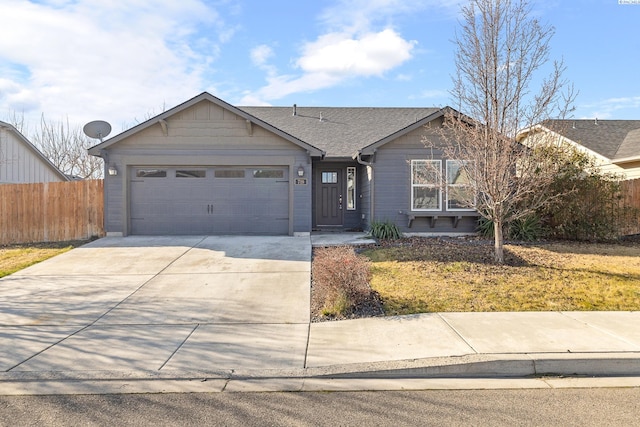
[346,166,356,211]
[445,160,476,212]
[411,159,442,211]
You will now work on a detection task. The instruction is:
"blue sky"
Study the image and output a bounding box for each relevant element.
[1,0,639,134]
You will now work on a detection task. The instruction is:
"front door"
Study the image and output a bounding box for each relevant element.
[316,169,343,226]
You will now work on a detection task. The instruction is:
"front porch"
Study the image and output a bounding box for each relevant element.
[310,231,376,247]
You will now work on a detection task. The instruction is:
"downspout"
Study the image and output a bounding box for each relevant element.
[356,149,376,227]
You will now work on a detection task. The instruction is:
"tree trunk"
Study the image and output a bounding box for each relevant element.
[493,220,505,264]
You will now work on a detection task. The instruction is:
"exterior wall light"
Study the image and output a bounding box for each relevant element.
[297,165,305,177]
[108,165,118,176]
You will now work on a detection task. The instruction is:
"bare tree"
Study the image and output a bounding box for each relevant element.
[31,114,104,179]
[427,0,576,263]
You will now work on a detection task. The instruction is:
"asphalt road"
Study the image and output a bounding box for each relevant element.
[1,388,638,426]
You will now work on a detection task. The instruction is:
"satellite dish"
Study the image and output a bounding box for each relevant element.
[83,120,112,142]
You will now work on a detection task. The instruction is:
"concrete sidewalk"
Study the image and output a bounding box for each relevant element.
[0,234,638,395]
[306,311,640,378]
[1,310,639,395]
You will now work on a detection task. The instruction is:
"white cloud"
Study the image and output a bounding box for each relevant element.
[250,45,274,67]
[240,29,415,104]
[239,0,461,105]
[242,24,417,104]
[297,30,415,77]
[319,0,461,32]
[581,96,640,119]
[0,0,233,131]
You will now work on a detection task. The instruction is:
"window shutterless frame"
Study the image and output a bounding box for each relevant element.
[411,159,441,211]
[446,160,475,211]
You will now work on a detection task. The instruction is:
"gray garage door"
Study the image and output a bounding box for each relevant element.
[130,166,289,235]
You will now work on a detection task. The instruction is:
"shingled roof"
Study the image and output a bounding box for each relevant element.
[240,106,441,158]
[543,119,640,162]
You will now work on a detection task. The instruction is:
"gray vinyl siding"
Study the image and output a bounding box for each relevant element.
[104,165,123,233]
[359,164,372,229]
[372,125,478,234]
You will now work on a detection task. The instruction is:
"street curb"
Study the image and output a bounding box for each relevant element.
[313,353,640,379]
[2,353,639,383]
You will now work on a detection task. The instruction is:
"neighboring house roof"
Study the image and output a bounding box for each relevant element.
[0,120,70,182]
[519,119,640,164]
[88,92,325,157]
[240,106,441,158]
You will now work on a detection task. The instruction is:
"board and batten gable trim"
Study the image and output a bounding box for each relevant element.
[88,92,325,158]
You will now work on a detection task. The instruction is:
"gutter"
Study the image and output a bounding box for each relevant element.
[613,156,640,165]
[355,150,376,226]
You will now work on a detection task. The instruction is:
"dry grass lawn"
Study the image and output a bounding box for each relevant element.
[0,241,85,278]
[362,238,640,314]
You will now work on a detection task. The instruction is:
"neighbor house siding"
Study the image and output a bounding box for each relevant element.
[0,126,67,184]
[102,100,312,235]
[372,125,478,233]
[568,142,640,180]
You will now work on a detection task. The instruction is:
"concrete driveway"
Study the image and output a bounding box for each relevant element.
[0,236,311,373]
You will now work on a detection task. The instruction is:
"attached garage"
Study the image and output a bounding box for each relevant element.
[89,93,324,237]
[129,166,290,235]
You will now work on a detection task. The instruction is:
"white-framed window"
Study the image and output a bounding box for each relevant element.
[446,160,475,211]
[411,160,441,211]
[346,167,356,210]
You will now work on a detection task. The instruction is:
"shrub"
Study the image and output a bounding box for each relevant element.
[369,220,402,240]
[509,215,543,241]
[536,151,637,241]
[312,246,372,318]
[476,217,495,238]
[476,215,543,241]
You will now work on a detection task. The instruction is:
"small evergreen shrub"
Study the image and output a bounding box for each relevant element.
[509,216,543,241]
[369,220,402,240]
[476,217,495,238]
[476,215,543,241]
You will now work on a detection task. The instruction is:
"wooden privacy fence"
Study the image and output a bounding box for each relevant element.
[0,180,104,245]
[620,178,640,236]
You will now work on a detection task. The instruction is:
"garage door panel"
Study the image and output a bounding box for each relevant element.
[130,167,289,235]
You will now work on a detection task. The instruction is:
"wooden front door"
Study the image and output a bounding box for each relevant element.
[316,169,343,226]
